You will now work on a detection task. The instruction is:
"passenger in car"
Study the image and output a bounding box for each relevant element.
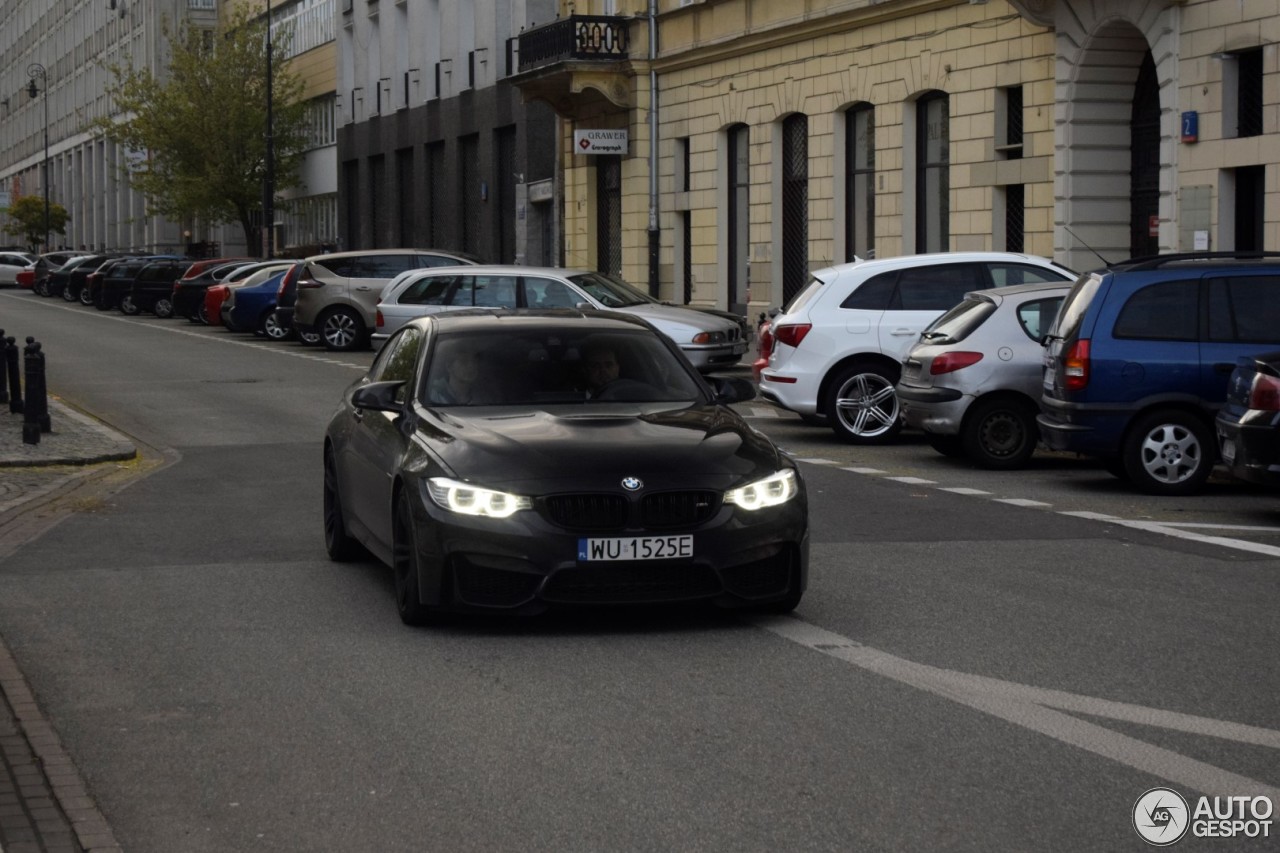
[428,347,505,405]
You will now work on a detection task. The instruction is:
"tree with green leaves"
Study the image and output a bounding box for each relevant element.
[94,7,308,253]
[2,195,69,252]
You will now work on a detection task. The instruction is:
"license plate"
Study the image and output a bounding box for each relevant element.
[578,535,693,561]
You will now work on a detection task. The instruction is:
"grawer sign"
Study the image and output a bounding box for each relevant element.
[573,129,628,155]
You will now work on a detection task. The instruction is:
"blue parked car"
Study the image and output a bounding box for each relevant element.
[221,264,300,340]
[1039,252,1280,495]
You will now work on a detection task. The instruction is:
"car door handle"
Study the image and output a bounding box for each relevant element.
[1214,362,1236,374]
[890,328,920,336]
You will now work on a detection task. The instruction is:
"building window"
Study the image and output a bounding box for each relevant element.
[396,148,414,246]
[726,124,749,312]
[596,156,622,275]
[997,85,1023,160]
[781,114,809,306]
[845,103,874,261]
[916,91,949,253]
[460,135,480,256]
[369,155,386,247]
[426,141,446,248]
[495,125,517,263]
[1005,184,1024,253]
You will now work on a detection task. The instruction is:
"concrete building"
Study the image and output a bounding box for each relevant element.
[0,0,337,258]
[511,0,1278,318]
[335,0,559,262]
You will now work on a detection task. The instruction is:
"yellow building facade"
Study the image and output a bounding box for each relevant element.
[515,0,1277,317]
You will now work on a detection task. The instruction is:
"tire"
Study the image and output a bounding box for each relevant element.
[298,330,322,346]
[260,310,292,341]
[825,361,903,444]
[153,296,175,319]
[197,302,210,324]
[35,278,49,297]
[119,294,141,316]
[319,306,368,352]
[79,285,95,306]
[323,448,363,562]
[393,490,437,626]
[61,282,79,302]
[926,433,966,458]
[961,397,1040,470]
[1121,409,1215,496]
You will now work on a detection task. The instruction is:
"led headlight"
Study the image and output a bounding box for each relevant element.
[724,469,798,511]
[426,477,532,518]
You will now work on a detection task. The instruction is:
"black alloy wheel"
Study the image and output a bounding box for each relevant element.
[79,285,95,306]
[119,294,141,316]
[153,296,175,319]
[323,448,363,562]
[61,282,80,302]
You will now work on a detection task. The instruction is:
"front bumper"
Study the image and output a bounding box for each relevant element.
[682,340,749,373]
[409,487,808,614]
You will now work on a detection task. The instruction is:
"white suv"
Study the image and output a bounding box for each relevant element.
[759,252,1074,443]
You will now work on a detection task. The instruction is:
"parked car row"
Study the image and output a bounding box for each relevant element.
[16,248,755,374]
[757,251,1280,495]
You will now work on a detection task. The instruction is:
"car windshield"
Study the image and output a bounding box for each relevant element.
[919,295,996,344]
[422,329,706,406]
[566,272,653,308]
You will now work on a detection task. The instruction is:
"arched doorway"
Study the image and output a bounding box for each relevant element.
[1130,51,1160,257]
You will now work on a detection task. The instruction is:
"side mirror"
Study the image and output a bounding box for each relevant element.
[711,377,757,405]
[351,380,407,413]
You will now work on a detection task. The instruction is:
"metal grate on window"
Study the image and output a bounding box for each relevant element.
[1238,49,1263,138]
[596,156,623,275]
[782,114,809,306]
[1006,184,1024,253]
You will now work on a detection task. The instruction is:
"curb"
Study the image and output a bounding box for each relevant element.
[0,399,136,469]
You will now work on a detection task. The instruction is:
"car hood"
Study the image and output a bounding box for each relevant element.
[420,404,783,491]
[614,303,737,344]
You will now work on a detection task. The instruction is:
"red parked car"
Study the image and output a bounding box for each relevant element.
[205,262,292,328]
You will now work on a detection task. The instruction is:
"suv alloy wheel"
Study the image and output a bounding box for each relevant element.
[320,306,367,352]
[1122,409,1215,496]
[825,361,902,443]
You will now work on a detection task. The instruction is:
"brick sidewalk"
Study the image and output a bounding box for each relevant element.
[0,397,134,853]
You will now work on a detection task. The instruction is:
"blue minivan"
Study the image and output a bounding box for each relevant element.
[1039,253,1280,495]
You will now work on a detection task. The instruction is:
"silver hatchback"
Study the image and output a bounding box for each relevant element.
[896,281,1070,469]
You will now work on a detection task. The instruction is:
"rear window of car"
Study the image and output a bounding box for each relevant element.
[1112,280,1198,340]
[1207,275,1280,344]
[399,275,458,305]
[359,254,419,278]
[896,264,985,310]
[839,273,893,310]
[987,263,1073,286]
[919,296,995,344]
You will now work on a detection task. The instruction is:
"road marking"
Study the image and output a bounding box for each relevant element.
[3,293,370,370]
[840,466,887,475]
[794,457,838,465]
[1061,511,1280,558]
[753,615,1280,800]
[886,476,936,485]
[939,487,991,496]
[995,498,1052,508]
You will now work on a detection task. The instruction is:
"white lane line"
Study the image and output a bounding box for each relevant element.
[753,615,1280,800]
[1061,511,1280,558]
[840,466,886,475]
[3,294,370,370]
[795,457,838,465]
[995,498,1053,508]
[742,405,782,418]
[886,476,937,485]
[939,487,991,496]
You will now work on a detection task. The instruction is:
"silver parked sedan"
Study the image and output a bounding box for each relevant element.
[896,281,1070,469]
[373,265,749,372]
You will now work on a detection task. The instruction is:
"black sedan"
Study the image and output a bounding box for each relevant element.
[323,311,809,624]
[1216,350,1280,487]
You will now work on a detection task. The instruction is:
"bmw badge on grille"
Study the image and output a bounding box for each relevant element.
[621,477,643,491]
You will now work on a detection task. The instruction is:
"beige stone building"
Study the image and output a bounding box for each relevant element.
[512,0,1277,318]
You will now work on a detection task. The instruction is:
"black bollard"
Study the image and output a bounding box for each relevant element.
[26,338,50,433]
[4,336,21,415]
[0,329,7,406]
[22,340,40,444]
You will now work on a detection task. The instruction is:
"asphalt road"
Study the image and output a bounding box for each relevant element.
[1,290,1278,852]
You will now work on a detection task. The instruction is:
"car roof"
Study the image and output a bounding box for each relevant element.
[968,281,1074,300]
[303,247,483,263]
[412,308,657,335]
[812,252,1066,280]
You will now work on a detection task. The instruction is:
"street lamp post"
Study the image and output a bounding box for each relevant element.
[263,0,275,259]
[26,63,50,253]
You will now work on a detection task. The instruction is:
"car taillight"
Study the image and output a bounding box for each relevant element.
[1063,339,1091,392]
[297,277,323,290]
[930,351,983,375]
[774,324,812,348]
[375,309,384,329]
[277,265,300,299]
[1249,374,1280,411]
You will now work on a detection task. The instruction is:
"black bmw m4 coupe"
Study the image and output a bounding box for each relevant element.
[324,310,809,625]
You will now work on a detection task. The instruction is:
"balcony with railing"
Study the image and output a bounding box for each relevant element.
[511,15,633,118]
